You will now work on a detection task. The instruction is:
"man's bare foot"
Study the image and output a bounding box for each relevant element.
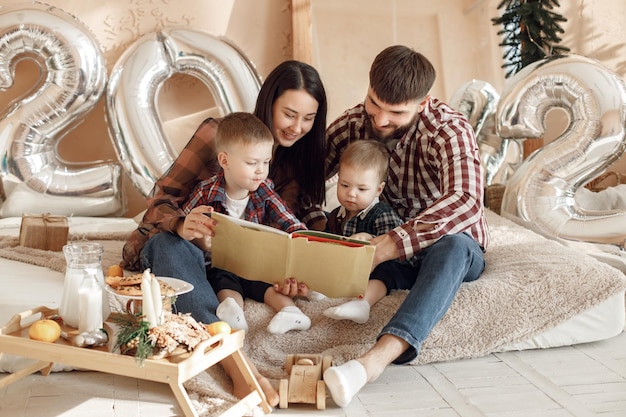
[222,354,279,407]
[232,373,279,407]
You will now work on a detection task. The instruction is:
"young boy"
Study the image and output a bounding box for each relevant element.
[323,140,403,323]
[181,112,311,335]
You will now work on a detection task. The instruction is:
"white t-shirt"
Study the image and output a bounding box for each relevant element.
[225,192,249,219]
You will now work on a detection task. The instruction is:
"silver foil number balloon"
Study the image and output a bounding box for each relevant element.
[497,54,626,245]
[0,2,122,216]
[106,28,262,197]
[450,79,499,141]
[449,79,522,186]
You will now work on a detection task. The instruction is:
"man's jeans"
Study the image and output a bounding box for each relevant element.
[379,233,485,364]
[141,232,220,324]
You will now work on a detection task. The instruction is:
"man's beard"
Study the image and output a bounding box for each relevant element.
[365,112,418,144]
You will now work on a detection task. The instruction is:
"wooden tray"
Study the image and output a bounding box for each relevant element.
[0,306,271,417]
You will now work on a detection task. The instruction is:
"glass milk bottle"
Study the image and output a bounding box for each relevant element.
[78,273,103,333]
[60,242,110,328]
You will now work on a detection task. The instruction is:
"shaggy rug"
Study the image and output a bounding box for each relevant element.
[1,211,625,416]
[0,231,130,273]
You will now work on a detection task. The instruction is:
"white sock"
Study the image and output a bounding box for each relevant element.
[267,306,311,334]
[323,298,370,324]
[307,290,327,301]
[216,297,248,331]
[323,360,367,407]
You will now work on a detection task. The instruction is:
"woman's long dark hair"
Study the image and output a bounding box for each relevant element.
[254,60,327,205]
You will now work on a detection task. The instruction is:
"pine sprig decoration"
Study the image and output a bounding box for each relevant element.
[492,0,570,77]
[112,313,153,365]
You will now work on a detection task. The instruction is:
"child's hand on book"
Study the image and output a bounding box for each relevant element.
[350,232,373,241]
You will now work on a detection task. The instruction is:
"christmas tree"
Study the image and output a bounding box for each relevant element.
[492,0,570,78]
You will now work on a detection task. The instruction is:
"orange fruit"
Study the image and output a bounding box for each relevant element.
[29,319,62,343]
[107,264,124,277]
[206,321,231,336]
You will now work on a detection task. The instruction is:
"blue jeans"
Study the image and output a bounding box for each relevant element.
[374,233,485,364]
[141,232,220,324]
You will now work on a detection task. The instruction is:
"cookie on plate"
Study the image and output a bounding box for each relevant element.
[112,279,176,297]
[113,284,142,296]
[106,272,150,288]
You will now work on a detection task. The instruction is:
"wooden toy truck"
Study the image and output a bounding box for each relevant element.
[278,353,333,409]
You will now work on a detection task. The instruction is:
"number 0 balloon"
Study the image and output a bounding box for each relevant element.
[106,28,262,197]
[497,54,626,246]
[0,2,122,216]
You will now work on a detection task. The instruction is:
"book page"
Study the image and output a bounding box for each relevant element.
[289,237,375,297]
[212,212,287,235]
[292,230,370,247]
[210,212,290,281]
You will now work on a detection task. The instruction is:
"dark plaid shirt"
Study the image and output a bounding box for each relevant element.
[325,198,403,238]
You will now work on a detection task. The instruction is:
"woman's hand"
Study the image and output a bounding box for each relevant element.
[273,278,310,298]
[178,206,216,241]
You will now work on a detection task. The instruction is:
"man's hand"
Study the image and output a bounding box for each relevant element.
[370,233,400,270]
[178,206,215,241]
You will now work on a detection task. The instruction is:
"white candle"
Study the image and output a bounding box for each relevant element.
[141,269,157,328]
[150,275,163,326]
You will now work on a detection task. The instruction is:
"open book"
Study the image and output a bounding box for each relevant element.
[210,212,376,298]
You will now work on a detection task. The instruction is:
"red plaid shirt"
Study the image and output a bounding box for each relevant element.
[182,171,306,233]
[326,98,490,261]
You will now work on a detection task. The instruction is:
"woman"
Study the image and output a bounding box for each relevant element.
[120,60,328,406]
[122,61,327,270]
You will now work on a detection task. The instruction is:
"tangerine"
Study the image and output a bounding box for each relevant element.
[28,319,62,343]
[107,264,124,277]
[206,321,232,336]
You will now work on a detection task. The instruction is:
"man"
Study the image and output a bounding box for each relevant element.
[322,45,490,407]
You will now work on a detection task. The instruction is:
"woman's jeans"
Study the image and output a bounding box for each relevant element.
[376,233,485,364]
[141,232,220,324]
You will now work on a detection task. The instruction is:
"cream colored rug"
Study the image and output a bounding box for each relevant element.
[1,211,625,416]
[0,231,130,273]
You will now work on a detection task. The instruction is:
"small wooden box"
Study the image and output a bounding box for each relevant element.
[18,213,69,252]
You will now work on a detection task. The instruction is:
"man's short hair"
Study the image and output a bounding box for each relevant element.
[369,45,436,104]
